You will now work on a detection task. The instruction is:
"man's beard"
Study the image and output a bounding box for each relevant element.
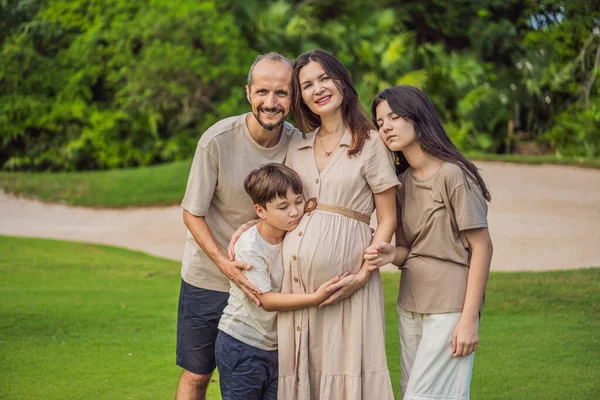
[253,107,287,131]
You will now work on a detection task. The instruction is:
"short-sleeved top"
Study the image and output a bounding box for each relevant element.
[397,162,488,313]
[181,113,297,292]
[218,225,283,351]
[286,128,400,218]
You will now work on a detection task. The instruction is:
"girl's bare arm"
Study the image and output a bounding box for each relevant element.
[452,227,493,357]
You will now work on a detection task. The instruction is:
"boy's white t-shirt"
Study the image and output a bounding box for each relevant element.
[218,225,284,351]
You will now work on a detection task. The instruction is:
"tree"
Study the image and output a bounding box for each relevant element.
[0,0,254,170]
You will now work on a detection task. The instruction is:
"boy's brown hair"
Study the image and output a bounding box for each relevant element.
[244,163,303,208]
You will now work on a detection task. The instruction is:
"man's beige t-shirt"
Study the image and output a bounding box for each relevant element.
[181,113,296,292]
[397,162,488,313]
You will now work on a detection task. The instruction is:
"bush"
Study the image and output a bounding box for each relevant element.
[0,0,254,171]
[1,0,598,171]
[546,100,600,158]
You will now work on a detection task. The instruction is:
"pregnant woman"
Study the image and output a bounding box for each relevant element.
[277,49,399,400]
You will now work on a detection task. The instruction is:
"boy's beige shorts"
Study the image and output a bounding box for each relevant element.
[398,308,476,400]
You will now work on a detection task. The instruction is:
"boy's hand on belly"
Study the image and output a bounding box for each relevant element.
[314,272,349,305]
[319,266,369,307]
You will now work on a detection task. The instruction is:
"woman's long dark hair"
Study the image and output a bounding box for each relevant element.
[292,49,372,157]
[371,85,491,201]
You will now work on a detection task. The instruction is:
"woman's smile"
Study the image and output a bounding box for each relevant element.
[315,95,332,106]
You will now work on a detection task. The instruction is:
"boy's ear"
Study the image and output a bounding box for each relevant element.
[255,204,267,220]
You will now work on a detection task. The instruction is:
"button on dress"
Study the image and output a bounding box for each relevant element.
[278,128,400,400]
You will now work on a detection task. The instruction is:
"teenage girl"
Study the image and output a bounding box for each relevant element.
[365,85,493,400]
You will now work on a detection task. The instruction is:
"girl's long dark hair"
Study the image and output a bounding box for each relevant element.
[371,85,491,201]
[292,49,372,156]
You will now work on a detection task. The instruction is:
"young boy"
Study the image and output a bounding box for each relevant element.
[215,163,342,400]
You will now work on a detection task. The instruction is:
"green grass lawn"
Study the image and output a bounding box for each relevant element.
[0,159,191,208]
[1,154,598,208]
[1,236,599,399]
[466,152,600,168]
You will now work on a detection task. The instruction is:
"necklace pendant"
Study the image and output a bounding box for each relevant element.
[325,151,332,157]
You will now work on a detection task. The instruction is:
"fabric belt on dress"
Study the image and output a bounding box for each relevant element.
[313,203,371,225]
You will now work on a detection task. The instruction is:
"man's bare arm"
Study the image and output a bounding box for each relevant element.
[183,209,261,306]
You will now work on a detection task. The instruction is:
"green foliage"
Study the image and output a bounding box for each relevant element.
[226,0,600,155]
[0,0,599,171]
[546,99,600,158]
[0,0,254,171]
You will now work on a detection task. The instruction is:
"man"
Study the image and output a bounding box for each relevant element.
[175,53,297,400]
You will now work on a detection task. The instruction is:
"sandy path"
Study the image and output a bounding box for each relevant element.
[1,161,599,271]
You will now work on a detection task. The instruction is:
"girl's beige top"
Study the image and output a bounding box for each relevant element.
[397,162,488,314]
[278,128,399,400]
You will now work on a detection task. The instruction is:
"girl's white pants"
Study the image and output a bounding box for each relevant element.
[399,308,475,400]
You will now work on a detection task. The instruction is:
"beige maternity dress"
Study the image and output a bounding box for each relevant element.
[278,128,399,400]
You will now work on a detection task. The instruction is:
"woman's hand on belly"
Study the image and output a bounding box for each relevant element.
[318,261,370,307]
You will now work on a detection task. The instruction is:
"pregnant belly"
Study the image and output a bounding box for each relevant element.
[283,212,372,291]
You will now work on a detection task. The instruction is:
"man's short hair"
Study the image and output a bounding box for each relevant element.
[244,163,303,208]
[247,52,293,87]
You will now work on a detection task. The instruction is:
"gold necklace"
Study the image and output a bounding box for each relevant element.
[317,131,344,157]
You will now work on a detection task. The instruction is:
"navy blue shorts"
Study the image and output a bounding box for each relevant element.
[176,280,229,375]
[215,331,278,400]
